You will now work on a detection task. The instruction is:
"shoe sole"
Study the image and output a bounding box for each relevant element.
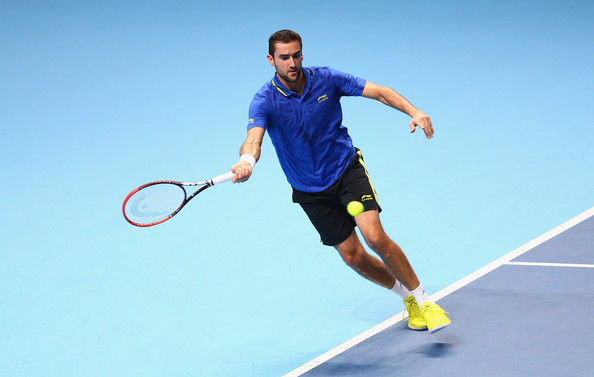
[405,316,428,331]
[428,321,451,333]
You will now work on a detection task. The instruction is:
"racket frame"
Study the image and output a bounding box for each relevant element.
[122,172,234,227]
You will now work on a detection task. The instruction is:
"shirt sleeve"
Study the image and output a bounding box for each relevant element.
[247,91,269,130]
[329,67,366,97]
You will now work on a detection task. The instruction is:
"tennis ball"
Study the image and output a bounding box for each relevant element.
[347,201,365,217]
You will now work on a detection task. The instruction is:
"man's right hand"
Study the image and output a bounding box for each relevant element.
[231,161,253,183]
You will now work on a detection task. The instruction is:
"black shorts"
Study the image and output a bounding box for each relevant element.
[292,149,381,246]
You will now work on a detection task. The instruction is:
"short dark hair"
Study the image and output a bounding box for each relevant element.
[268,29,302,56]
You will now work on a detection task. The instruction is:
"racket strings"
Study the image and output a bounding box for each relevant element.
[124,183,186,225]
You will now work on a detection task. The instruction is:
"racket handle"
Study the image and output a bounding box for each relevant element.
[210,171,235,186]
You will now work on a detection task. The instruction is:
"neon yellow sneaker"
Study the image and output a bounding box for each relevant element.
[403,295,427,330]
[421,302,451,333]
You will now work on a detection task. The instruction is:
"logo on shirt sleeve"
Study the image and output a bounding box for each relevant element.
[248,118,255,124]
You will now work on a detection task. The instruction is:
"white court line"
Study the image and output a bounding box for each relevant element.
[505,261,594,268]
[283,206,594,377]
[430,206,594,302]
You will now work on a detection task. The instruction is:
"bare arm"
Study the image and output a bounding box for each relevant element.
[361,81,434,139]
[231,126,265,183]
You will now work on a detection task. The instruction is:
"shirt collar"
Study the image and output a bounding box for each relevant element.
[271,68,312,98]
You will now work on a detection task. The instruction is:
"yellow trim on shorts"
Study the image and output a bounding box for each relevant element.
[356,150,379,202]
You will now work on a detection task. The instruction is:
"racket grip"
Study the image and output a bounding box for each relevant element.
[210,171,235,185]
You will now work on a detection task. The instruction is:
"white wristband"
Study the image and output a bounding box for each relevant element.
[239,154,256,168]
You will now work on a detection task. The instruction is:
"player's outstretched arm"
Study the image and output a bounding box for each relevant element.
[231,126,265,183]
[361,81,434,139]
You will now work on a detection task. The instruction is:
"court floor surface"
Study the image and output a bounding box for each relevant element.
[285,207,594,377]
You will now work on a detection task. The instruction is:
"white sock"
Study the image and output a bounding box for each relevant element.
[410,284,432,306]
[390,280,410,299]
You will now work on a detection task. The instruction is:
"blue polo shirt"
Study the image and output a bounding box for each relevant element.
[247,66,366,192]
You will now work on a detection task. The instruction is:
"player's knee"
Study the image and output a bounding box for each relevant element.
[363,231,390,252]
[339,247,365,268]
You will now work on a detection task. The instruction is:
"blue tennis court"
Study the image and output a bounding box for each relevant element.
[286,208,594,377]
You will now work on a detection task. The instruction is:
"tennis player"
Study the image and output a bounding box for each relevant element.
[231,30,450,332]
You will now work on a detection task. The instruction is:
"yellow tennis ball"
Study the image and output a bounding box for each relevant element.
[347,201,365,217]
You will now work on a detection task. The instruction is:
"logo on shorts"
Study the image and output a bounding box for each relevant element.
[361,194,373,202]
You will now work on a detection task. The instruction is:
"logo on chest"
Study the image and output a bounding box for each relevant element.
[317,94,328,103]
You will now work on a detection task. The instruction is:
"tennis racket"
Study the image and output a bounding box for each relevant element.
[122,171,235,227]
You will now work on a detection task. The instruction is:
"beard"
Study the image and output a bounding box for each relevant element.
[277,68,301,83]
